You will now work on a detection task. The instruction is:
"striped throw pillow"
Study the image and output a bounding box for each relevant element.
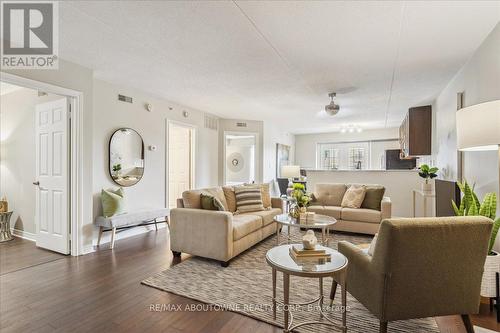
[234,185,264,213]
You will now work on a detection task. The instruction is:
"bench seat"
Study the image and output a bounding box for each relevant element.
[95,208,169,249]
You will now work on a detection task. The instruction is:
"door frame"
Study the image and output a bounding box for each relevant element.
[1,72,83,256]
[222,131,259,185]
[165,119,196,208]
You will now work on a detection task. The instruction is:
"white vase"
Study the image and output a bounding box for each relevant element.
[481,251,500,297]
[421,182,433,192]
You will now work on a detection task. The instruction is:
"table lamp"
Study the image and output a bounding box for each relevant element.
[456,100,500,192]
[281,165,301,196]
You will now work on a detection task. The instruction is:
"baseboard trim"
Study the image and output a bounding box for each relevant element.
[11,228,37,242]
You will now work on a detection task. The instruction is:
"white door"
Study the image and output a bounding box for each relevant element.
[35,99,70,254]
[168,123,193,209]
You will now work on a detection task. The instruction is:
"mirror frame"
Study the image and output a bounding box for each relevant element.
[108,128,145,187]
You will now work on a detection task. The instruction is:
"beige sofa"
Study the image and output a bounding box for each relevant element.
[170,186,283,266]
[307,183,391,235]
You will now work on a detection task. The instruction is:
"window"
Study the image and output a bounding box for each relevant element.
[320,148,339,169]
[348,148,366,170]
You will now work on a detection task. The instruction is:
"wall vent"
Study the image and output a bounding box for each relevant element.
[236,122,247,128]
[204,114,218,131]
[118,94,133,103]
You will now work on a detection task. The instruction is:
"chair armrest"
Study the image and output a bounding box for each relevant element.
[381,196,391,220]
[170,208,233,261]
[271,197,284,210]
[338,241,386,318]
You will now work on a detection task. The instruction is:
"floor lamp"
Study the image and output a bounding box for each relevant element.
[456,99,500,198]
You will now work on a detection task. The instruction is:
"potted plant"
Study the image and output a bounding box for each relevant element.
[289,183,311,218]
[452,181,500,297]
[112,163,122,178]
[418,164,438,192]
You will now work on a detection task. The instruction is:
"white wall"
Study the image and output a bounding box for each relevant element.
[92,79,219,220]
[434,23,499,211]
[295,128,399,169]
[263,122,295,183]
[0,88,63,234]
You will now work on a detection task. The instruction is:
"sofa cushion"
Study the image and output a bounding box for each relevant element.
[232,214,262,240]
[261,183,272,208]
[243,208,282,226]
[361,186,386,211]
[101,188,125,217]
[234,185,264,213]
[222,186,237,212]
[182,187,229,211]
[341,207,381,224]
[314,184,347,206]
[307,205,341,219]
[200,194,225,211]
[341,185,366,208]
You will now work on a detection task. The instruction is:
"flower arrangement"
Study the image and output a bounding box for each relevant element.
[289,183,311,218]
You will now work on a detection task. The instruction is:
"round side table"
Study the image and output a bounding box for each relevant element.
[0,211,14,242]
[266,244,348,333]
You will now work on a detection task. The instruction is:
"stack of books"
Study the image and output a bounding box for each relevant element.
[289,244,331,262]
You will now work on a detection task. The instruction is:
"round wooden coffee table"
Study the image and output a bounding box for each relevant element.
[266,244,348,333]
[274,213,337,246]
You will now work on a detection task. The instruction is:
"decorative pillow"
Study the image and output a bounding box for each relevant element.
[261,183,272,208]
[101,188,125,217]
[222,186,237,212]
[361,186,386,211]
[200,194,225,211]
[368,233,378,256]
[341,185,366,208]
[234,185,264,213]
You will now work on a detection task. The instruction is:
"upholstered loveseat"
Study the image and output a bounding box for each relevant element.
[307,183,391,235]
[170,186,283,266]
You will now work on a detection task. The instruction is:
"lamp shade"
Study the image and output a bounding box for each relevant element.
[281,165,300,178]
[456,100,500,151]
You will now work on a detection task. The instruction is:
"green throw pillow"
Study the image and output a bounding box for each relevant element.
[101,188,125,217]
[361,186,385,211]
[200,193,225,211]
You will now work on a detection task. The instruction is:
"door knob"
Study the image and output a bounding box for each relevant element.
[33,181,40,186]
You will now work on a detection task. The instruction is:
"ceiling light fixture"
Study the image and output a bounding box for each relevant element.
[325,92,340,116]
[340,125,363,134]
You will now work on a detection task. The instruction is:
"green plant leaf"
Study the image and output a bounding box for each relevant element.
[452,200,460,216]
[489,217,500,255]
[429,167,439,173]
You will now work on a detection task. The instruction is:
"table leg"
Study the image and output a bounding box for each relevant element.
[339,270,348,333]
[321,227,326,245]
[284,273,290,332]
[276,225,280,246]
[287,225,291,244]
[272,267,277,320]
[319,277,324,318]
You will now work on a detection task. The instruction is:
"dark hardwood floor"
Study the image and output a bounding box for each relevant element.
[0,229,498,333]
[0,236,65,274]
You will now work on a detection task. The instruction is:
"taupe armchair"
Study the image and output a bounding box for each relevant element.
[331,217,493,333]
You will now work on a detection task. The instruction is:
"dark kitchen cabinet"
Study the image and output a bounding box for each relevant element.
[399,105,432,157]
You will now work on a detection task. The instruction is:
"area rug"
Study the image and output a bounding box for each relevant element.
[142,229,440,332]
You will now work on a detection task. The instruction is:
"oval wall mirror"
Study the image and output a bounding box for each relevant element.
[109,128,144,187]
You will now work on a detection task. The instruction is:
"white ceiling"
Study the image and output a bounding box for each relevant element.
[58,1,500,134]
